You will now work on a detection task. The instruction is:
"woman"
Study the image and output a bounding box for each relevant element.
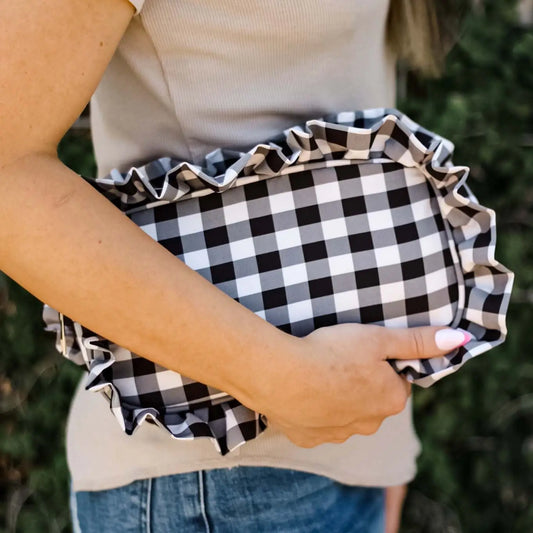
[0,1,467,531]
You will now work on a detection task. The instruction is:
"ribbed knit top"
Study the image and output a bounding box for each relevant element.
[67,0,422,491]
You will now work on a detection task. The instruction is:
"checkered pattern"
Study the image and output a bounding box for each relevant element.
[43,108,513,455]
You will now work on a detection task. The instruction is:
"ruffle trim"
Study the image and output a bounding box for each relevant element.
[87,108,461,212]
[41,312,266,455]
[44,108,514,454]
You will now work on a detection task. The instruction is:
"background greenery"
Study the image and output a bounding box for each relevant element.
[1,0,531,531]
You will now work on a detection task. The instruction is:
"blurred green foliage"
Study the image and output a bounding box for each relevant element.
[399,1,533,531]
[0,0,531,531]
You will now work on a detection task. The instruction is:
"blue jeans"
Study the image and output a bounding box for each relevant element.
[71,466,385,533]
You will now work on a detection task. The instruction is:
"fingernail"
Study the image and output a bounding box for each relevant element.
[459,330,472,346]
[435,329,470,351]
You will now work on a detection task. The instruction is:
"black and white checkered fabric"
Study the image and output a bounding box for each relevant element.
[43,108,514,455]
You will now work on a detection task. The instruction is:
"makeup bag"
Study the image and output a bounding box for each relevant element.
[43,108,513,455]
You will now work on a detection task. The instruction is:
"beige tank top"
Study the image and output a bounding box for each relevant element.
[67,0,422,492]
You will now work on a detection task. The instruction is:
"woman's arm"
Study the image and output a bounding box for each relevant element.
[0,0,294,413]
[0,0,465,447]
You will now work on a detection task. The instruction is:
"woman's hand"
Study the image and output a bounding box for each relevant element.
[244,323,468,448]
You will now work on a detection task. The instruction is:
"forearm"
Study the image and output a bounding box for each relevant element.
[0,152,296,407]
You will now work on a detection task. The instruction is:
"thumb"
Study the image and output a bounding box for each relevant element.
[381,326,471,360]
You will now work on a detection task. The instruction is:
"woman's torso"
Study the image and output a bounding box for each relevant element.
[68,0,422,492]
[91,0,396,174]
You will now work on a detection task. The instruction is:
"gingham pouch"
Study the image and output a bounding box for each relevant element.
[43,108,513,455]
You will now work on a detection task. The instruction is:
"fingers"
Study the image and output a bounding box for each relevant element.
[382,326,471,360]
[273,420,385,449]
[267,377,412,448]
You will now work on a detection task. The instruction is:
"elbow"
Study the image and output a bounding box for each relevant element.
[0,120,60,177]
[0,147,59,179]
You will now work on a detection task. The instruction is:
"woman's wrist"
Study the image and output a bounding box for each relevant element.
[217,325,304,414]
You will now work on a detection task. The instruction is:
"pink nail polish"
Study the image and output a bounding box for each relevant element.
[459,331,472,346]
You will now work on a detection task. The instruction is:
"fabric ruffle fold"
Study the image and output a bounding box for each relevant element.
[85,109,461,212]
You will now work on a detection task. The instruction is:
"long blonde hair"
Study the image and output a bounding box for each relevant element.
[387,0,466,76]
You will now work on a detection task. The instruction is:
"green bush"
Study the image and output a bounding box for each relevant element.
[399,1,533,531]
